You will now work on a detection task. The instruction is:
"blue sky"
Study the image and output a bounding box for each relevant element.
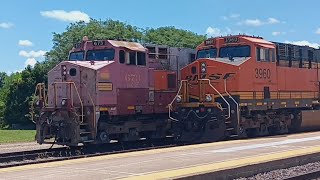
[1,0,320,73]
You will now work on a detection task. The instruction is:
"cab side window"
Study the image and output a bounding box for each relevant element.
[257,48,275,62]
[129,52,136,65]
[137,52,146,65]
[125,51,147,66]
[119,50,125,64]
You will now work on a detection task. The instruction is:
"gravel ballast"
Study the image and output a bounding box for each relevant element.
[0,142,61,154]
[237,161,320,180]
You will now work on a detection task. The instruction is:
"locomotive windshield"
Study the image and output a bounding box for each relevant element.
[69,51,84,61]
[219,45,250,59]
[86,49,115,61]
[197,48,217,59]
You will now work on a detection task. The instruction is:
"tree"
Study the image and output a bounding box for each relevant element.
[0,18,206,128]
[144,26,206,48]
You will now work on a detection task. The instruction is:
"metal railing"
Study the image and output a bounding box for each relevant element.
[52,82,84,123]
[201,79,231,119]
[168,80,188,121]
[224,79,240,130]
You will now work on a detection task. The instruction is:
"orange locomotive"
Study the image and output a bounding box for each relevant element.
[170,35,320,142]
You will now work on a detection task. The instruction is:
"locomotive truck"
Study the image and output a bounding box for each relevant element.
[169,35,320,142]
[32,37,195,146]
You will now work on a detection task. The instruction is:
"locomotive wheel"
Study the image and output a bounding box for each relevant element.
[200,120,226,142]
[98,131,110,143]
[174,108,226,143]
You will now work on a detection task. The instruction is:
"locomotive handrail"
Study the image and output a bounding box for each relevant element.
[52,82,84,123]
[31,83,48,123]
[224,79,240,130]
[200,79,231,119]
[82,83,97,136]
[168,80,188,121]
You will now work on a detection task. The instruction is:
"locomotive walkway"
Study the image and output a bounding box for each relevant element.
[1,132,320,179]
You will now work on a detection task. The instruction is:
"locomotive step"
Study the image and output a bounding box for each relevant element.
[226,128,234,131]
[229,134,239,138]
[82,140,94,143]
[80,131,92,135]
[80,123,89,126]
[80,136,93,142]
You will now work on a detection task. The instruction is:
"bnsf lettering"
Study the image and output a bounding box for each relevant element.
[185,73,235,81]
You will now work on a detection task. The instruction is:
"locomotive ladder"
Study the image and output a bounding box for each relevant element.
[52,82,95,143]
[223,79,240,138]
[199,79,240,137]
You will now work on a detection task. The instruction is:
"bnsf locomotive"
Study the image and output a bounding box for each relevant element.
[33,37,195,146]
[170,35,320,142]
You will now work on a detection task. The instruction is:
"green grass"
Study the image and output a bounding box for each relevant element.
[0,130,36,144]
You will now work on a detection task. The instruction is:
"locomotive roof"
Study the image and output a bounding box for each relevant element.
[108,40,146,52]
[241,36,274,45]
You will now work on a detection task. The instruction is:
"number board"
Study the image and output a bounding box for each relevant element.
[224,37,239,43]
[255,68,271,79]
[93,40,106,46]
[204,39,215,46]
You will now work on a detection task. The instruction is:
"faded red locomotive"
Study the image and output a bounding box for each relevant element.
[170,35,320,142]
[33,37,195,146]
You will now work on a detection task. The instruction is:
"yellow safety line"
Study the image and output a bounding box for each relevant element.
[0,131,319,174]
[120,145,320,180]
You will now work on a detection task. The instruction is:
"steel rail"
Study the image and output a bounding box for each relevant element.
[0,139,179,169]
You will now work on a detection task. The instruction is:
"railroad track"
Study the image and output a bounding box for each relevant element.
[0,139,178,169]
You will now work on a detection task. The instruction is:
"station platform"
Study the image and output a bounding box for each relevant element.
[1,132,320,180]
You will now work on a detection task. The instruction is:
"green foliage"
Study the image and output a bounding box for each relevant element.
[0,19,206,129]
[144,26,206,48]
[0,130,36,143]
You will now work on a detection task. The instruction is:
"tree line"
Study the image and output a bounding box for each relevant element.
[0,19,206,129]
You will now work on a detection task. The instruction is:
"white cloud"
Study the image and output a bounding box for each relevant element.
[284,40,320,49]
[230,14,240,18]
[206,26,242,37]
[19,50,46,58]
[19,50,46,67]
[222,14,240,20]
[206,27,222,37]
[0,22,13,29]
[315,28,320,34]
[18,40,33,47]
[272,31,286,36]
[40,10,90,23]
[243,19,264,26]
[25,58,37,67]
[267,18,280,24]
[239,17,281,27]
[272,32,281,36]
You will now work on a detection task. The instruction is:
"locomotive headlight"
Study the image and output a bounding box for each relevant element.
[201,67,206,73]
[201,62,206,73]
[176,95,182,103]
[205,95,213,102]
[35,100,40,106]
[61,99,67,106]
